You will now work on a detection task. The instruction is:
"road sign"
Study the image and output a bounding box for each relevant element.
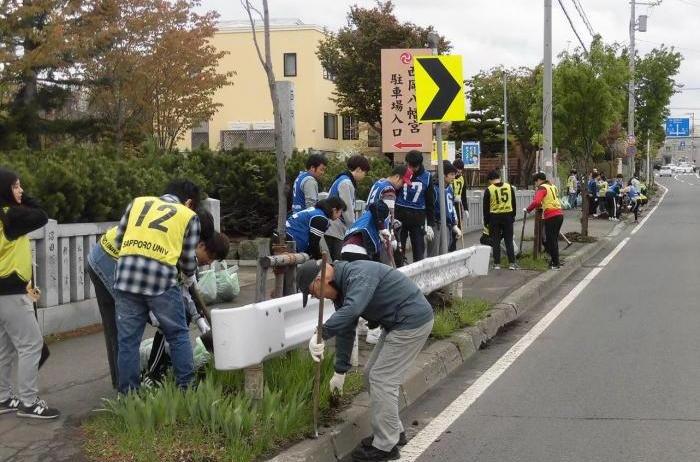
[431,140,455,165]
[665,118,691,137]
[461,141,480,170]
[414,55,466,123]
[380,49,432,153]
[627,134,636,146]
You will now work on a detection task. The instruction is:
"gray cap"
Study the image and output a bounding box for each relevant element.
[296,260,321,307]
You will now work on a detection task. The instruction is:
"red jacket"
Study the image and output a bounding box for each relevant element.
[527,186,564,220]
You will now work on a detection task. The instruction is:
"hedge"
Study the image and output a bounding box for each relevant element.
[0,144,392,237]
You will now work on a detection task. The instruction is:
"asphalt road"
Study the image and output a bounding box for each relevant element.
[399,177,700,461]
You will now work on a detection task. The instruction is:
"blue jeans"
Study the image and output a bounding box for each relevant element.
[87,244,116,297]
[115,286,193,393]
[568,193,578,209]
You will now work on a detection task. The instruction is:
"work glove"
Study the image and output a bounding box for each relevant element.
[464,210,470,220]
[452,225,462,237]
[424,225,435,242]
[329,372,346,395]
[392,219,402,231]
[379,229,391,241]
[308,329,325,363]
[523,208,529,215]
[391,239,398,251]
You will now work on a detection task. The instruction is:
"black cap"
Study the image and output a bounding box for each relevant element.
[453,159,464,170]
[442,160,457,176]
[486,170,501,181]
[296,260,321,307]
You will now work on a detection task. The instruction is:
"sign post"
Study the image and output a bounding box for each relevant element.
[380,49,432,159]
[415,47,465,255]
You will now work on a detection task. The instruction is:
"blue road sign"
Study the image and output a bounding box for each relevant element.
[666,118,691,137]
[461,141,480,170]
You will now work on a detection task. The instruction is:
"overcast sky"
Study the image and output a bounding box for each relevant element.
[198,0,700,121]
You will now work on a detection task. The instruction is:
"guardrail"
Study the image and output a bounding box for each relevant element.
[211,244,491,370]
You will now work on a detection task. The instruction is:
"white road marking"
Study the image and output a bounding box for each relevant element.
[397,183,668,462]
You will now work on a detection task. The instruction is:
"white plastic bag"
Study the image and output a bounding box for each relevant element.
[214,261,240,303]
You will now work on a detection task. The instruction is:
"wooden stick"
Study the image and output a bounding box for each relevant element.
[312,252,328,438]
[519,211,528,257]
[457,202,466,250]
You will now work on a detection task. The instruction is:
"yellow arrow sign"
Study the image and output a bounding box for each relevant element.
[414,55,465,123]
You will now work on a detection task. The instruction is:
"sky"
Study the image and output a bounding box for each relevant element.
[197,0,700,123]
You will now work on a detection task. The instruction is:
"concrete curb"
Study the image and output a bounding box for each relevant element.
[269,221,628,462]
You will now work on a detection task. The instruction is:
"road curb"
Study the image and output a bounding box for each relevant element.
[268,221,627,462]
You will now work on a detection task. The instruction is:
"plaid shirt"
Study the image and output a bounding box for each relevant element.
[113,194,200,296]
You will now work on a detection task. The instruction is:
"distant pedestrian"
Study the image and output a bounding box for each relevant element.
[428,161,460,257]
[483,170,517,270]
[291,154,328,213]
[597,174,608,216]
[298,259,434,461]
[326,155,371,261]
[0,168,59,419]
[451,159,470,227]
[587,171,599,217]
[606,175,622,221]
[525,172,564,270]
[286,197,346,259]
[623,181,641,222]
[395,150,435,266]
[567,169,578,209]
[341,200,390,263]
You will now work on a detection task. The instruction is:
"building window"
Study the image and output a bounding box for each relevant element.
[324,113,338,139]
[342,116,359,140]
[191,120,209,149]
[284,53,297,77]
[323,66,335,81]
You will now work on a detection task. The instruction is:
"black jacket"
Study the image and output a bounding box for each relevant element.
[0,195,48,295]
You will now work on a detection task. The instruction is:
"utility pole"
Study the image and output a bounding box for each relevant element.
[503,70,509,182]
[543,0,553,179]
[428,33,449,255]
[628,0,636,177]
[629,1,660,177]
[646,129,651,184]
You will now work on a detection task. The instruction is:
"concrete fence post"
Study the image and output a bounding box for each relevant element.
[35,219,59,308]
[246,238,271,400]
[201,198,221,232]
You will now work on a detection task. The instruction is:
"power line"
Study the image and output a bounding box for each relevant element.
[557,0,589,54]
[636,38,700,54]
[570,0,596,37]
[675,0,700,7]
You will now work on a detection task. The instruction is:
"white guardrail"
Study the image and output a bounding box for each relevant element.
[211,244,492,370]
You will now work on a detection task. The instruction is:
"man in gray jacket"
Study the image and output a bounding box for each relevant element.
[298,259,434,461]
[325,155,371,261]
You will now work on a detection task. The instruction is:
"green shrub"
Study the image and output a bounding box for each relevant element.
[0,144,391,237]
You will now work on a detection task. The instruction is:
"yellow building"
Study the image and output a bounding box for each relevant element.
[180,19,375,154]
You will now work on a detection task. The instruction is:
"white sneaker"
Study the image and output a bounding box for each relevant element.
[366,327,381,344]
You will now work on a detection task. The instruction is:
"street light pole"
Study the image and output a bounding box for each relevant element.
[543,0,553,180]
[503,70,509,182]
[628,0,636,176]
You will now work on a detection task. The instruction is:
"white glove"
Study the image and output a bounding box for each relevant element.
[379,229,391,241]
[329,372,346,394]
[523,208,529,215]
[425,225,435,241]
[392,219,402,230]
[308,330,325,363]
[452,225,462,236]
[183,274,197,288]
[391,239,397,250]
[464,210,470,220]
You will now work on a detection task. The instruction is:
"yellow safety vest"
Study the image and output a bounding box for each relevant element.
[118,196,195,266]
[541,183,562,211]
[0,207,32,282]
[453,175,465,200]
[99,226,120,260]
[597,181,608,197]
[487,183,514,214]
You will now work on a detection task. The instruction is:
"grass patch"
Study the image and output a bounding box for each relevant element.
[82,350,364,462]
[431,297,493,339]
[498,254,549,271]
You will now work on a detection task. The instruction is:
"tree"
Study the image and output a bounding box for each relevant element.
[316,1,449,133]
[550,40,628,168]
[0,0,105,149]
[448,112,503,156]
[241,0,286,251]
[634,45,683,151]
[85,0,233,152]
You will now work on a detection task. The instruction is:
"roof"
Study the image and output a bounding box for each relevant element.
[216,18,326,34]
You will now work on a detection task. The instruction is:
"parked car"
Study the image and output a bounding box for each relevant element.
[659,166,673,177]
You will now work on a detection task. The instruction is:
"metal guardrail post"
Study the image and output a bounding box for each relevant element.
[246,239,271,400]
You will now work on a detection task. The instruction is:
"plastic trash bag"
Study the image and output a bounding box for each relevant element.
[214,261,240,303]
[139,336,211,372]
[196,268,218,305]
